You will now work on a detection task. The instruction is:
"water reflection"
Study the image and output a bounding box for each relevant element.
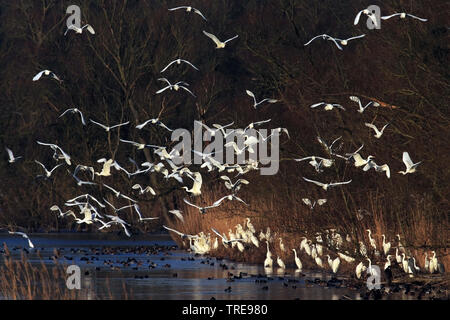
[0,233,410,300]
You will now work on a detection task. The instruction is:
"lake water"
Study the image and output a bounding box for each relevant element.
[0,233,411,300]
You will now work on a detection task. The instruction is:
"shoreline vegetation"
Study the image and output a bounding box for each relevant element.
[0,242,447,300]
[0,0,448,297]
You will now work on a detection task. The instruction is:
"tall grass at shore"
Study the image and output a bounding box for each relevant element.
[166,178,449,274]
[0,245,81,300]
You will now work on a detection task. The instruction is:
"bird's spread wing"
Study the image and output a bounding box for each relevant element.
[157,78,171,86]
[224,35,239,43]
[158,121,173,131]
[183,198,200,209]
[110,121,130,129]
[103,183,118,194]
[203,31,222,46]
[211,228,225,240]
[182,59,199,70]
[349,96,362,109]
[246,90,257,105]
[304,34,327,46]
[5,148,14,160]
[84,24,95,34]
[346,34,366,41]
[34,160,46,170]
[354,10,363,25]
[33,71,45,81]
[49,163,63,173]
[180,86,196,97]
[302,177,324,187]
[381,123,390,132]
[90,119,108,129]
[136,119,152,129]
[368,14,378,27]
[194,9,207,21]
[156,86,171,94]
[211,196,227,207]
[120,139,139,146]
[252,119,272,126]
[77,110,86,125]
[168,6,188,11]
[310,102,324,108]
[407,14,427,22]
[402,152,414,167]
[364,123,378,132]
[160,60,177,73]
[331,180,352,186]
[327,37,343,50]
[381,13,400,20]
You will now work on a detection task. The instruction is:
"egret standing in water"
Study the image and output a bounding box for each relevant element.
[292,249,302,271]
[264,241,273,268]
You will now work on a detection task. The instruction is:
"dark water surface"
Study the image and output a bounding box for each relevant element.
[0,233,412,300]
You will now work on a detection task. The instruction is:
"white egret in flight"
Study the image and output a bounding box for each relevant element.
[399,152,422,175]
[203,30,238,49]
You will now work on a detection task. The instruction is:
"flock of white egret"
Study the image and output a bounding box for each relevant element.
[2,4,445,283]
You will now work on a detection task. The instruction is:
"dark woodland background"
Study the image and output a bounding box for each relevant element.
[0,1,448,268]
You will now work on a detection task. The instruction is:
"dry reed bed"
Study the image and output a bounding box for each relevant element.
[166,176,449,276]
[0,244,82,300]
[0,244,135,300]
